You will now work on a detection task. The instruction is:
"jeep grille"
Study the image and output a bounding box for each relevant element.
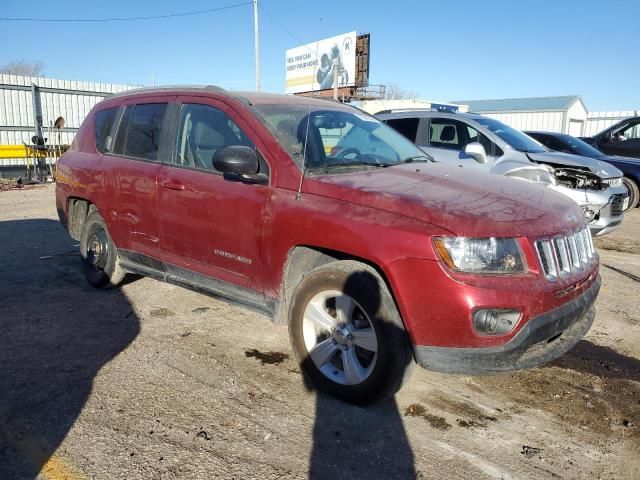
[535,227,595,281]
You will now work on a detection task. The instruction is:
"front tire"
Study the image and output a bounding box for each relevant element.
[288,261,413,405]
[622,177,639,211]
[79,211,125,288]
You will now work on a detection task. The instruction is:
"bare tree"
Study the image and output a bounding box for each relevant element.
[0,61,45,76]
[384,83,419,100]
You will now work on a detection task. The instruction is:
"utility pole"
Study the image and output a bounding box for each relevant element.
[254,0,260,91]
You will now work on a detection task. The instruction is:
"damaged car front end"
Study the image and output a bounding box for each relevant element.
[470,116,627,237]
[376,111,627,236]
[524,152,627,236]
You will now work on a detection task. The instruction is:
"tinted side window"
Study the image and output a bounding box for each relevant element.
[121,103,168,161]
[385,118,419,142]
[174,103,254,172]
[94,107,118,153]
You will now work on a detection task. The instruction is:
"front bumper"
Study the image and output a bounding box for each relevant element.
[550,184,626,236]
[414,274,600,374]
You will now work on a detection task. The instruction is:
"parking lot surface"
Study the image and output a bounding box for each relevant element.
[0,185,638,479]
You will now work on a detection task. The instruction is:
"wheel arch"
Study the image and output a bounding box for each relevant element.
[272,244,402,328]
[624,170,640,186]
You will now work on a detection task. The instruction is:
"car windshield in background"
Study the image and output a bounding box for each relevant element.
[556,133,606,158]
[474,117,547,154]
[252,104,429,172]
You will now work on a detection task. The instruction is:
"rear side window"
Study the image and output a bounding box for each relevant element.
[94,107,118,153]
[116,103,168,161]
[385,118,419,142]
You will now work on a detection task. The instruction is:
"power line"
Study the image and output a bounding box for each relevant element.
[0,2,252,23]
[257,3,308,49]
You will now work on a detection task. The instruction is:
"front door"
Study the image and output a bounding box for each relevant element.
[418,118,497,171]
[157,98,271,291]
[602,119,640,158]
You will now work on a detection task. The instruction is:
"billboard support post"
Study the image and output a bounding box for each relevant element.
[333,59,338,100]
[254,0,260,92]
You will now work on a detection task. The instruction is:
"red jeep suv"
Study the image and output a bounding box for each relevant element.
[56,86,600,404]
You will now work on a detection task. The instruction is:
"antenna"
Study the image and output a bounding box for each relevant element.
[253,0,260,91]
[295,40,321,201]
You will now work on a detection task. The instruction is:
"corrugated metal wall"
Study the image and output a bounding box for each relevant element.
[0,74,136,168]
[479,111,565,133]
[583,110,639,137]
[479,109,639,137]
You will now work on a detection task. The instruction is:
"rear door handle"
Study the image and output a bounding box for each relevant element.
[160,179,185,191]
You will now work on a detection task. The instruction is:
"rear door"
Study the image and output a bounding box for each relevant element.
[157,96,271,291]
[384,117,420,143]
[99,99,171,263]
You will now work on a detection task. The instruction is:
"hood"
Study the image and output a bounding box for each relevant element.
[527,151,622,178]
[305,163,583,238]
[604,154,640,165]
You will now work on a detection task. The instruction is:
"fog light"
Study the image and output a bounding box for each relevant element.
[473,309,521,335]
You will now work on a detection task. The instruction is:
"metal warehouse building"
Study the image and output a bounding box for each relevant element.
[453,96,589,136]
[0,74,135,175]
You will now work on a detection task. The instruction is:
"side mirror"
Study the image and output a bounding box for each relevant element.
[464,142,487,164]
[212,146,267,185]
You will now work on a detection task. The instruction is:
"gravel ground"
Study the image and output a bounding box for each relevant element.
[0,185,638,480]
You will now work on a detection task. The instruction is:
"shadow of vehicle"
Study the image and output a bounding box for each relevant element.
[551,340,640,381]
[300,269,416,479]
[0,219,139,478]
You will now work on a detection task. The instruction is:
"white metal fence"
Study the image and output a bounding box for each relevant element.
[583,110,638,137]
[0,74,136,167]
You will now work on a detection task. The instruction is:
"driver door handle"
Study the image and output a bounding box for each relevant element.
[160,179,185,191]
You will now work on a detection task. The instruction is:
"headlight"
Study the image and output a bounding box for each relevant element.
[504,166,556,186]
[433,237,526,274]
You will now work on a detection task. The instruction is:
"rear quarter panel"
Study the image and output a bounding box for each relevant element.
[55,112,100,220]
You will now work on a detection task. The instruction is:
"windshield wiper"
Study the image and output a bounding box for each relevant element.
[399,155,431,163]
[314,161,392,172]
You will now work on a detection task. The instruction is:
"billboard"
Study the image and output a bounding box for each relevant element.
[285,31,357,94]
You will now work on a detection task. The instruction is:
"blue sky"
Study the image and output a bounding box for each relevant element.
[1,0,638,111]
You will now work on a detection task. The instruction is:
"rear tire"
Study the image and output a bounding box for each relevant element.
[622,177,639,211]
[79,211,125,288]
[288,260,413,405]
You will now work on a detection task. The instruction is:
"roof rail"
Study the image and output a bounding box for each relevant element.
[375,106,458,115]
[109,84,226,98]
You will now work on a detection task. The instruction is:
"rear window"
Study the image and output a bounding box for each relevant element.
[94,107,118,153]
[117,103,168,161]
[385,118,419,142]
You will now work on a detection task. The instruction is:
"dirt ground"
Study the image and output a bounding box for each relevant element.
[0,184,638,480]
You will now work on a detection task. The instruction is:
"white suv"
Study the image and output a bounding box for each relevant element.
[376,110,627,236]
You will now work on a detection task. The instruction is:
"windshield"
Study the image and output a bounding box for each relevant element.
[252,104,429,172]
[556,133,605,158]
[474,117,547,153]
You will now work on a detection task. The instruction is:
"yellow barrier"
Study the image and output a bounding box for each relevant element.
[0,144,51,159]
[0,145,29,159]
